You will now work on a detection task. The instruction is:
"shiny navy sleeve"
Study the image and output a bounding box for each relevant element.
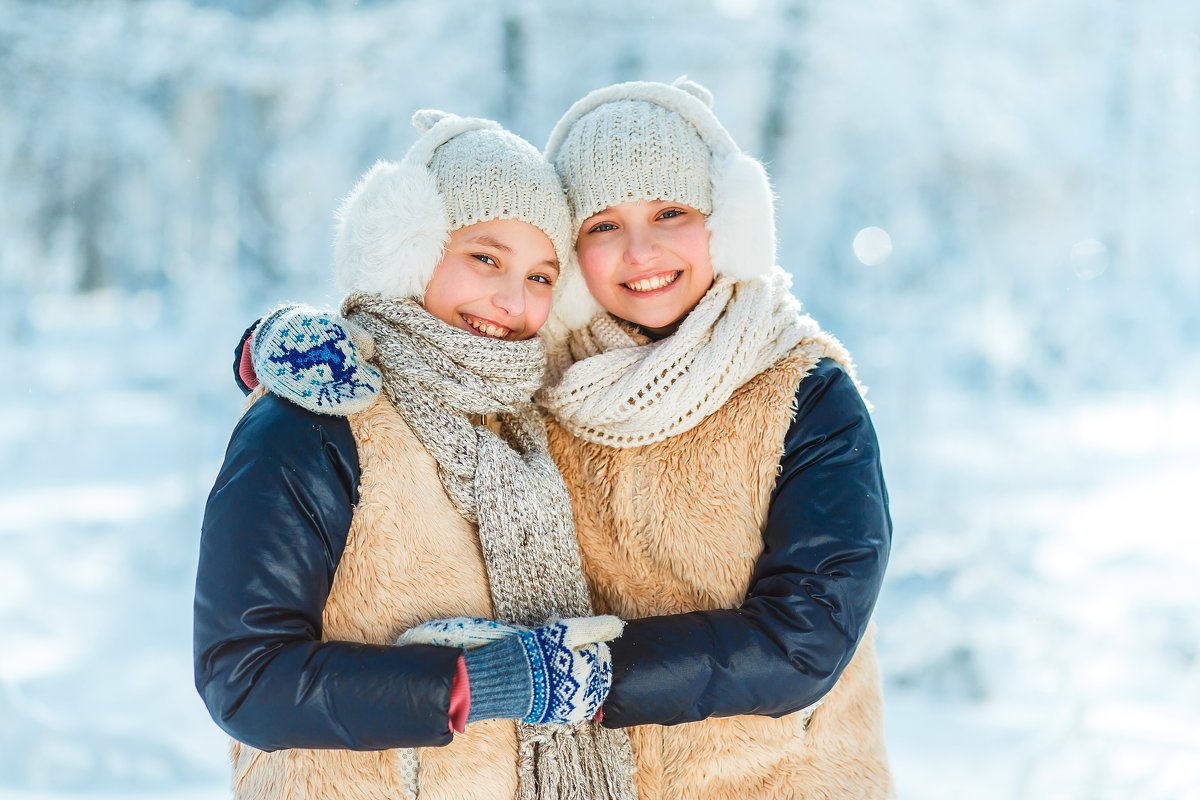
[194,393,460,751]
[603,358,891,728]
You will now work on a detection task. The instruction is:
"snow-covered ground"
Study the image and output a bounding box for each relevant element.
[3,290,1196,799]
[874,390,1200,799]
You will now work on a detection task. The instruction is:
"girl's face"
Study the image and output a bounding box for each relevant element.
[575,199,714,337]
[422,218,559,341]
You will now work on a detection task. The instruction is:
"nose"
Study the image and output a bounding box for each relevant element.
[491,275,526,318]
[623,225,659,265]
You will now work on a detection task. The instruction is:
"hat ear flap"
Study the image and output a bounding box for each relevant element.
[334,160,449,299]
[707,152,776,280]
[543,251,603,344]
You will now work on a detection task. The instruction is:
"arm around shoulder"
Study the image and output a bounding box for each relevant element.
[603,358,891,727]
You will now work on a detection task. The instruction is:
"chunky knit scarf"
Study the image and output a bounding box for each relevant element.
[539,266,820,447]
[341,293,637,800]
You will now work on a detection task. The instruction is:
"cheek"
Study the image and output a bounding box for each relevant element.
[526,288,553,332]
[576,244,615,294]
[421,260,473,319]
[685,225,714,279]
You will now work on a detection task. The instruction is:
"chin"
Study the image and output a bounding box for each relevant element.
[623,308,684,332]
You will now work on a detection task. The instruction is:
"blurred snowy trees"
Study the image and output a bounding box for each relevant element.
[3,0,1196,404]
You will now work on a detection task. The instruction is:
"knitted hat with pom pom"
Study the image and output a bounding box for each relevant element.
[334,110,572,300]
[543,77,777,332]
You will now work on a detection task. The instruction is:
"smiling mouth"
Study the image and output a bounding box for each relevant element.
[622,271,681,293]
[461,314,512,339]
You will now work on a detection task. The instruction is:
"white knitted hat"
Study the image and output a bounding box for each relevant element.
[554,99,714,221]
[334,110,572,300]
[544,77,777,331]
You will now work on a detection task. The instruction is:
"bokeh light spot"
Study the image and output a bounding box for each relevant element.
[853,226,893,266]
[1070,239,1109,280]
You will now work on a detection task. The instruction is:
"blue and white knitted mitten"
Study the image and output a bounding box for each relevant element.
[399,616,621,726]
[250,304,381,415]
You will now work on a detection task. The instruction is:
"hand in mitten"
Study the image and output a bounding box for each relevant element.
[400,616,622,726]
[250,304,380,415]
[398,616,523,649]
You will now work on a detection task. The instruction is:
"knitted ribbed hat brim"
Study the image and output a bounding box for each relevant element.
[553,99,714,226]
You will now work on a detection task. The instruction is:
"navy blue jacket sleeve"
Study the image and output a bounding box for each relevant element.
[602,358,892,728]
[194,393,460,751]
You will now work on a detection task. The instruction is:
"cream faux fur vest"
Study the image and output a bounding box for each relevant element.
[545,334,894,800]
[230,396,519,800]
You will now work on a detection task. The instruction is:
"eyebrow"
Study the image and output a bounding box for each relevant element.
[463,234,512,252]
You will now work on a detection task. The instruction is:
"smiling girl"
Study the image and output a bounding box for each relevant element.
[533,77,894,799]
[195,111,638,800]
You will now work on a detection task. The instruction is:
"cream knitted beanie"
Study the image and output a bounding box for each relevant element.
[553,99,714,223]
[544,77,777,332]
[334,110,571,300]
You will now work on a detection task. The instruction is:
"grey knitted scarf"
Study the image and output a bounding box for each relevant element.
[342,293,637,800]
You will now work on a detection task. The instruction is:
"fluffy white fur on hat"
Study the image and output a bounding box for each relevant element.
[333,111,570,301]
[544,77,777,332]
[334,112,502,299]
[334,159,449,300]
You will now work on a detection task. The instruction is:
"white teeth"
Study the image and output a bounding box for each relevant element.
[625,272,680,292]
[466,317,508,338]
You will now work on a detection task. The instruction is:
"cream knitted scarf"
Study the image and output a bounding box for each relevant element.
[539,266,820,447]
[341,293,637,800]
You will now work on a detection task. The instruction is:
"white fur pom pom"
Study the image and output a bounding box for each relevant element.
[411,109,451,132]
[334,160,450,299]
[542,254,603,344]
[672,76,714,109]
[707,153,776,279]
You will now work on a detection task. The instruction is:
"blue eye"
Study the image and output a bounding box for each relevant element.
[529,274,553,285]
[657,209,684,220]
[473,254,498,266]
[588,222,617,234]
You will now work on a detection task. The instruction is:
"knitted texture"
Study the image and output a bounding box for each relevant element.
[396,749,420,799]
[429,124,572,266]
[462,634,536,721]
[335,110,571,301]
[405,616,619,725]
[341,294,637,800]
[250,304,381,415]
[552,98,712,228]
[539,266,819,448]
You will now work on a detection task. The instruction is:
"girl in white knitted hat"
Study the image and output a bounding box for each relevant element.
[233,79,893,800]
[196,111,638,800]
[532,77,894,799]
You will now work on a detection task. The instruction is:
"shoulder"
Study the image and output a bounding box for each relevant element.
[236,391,352,441]
[795,358,857,402]
[786,358,873,446]
[229,393,359,479]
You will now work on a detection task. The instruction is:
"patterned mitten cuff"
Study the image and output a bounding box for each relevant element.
[250,304,381,415]
[402,615,623,726]
[462,617,621,725]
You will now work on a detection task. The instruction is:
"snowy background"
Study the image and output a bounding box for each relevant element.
[2,1,1198,798]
